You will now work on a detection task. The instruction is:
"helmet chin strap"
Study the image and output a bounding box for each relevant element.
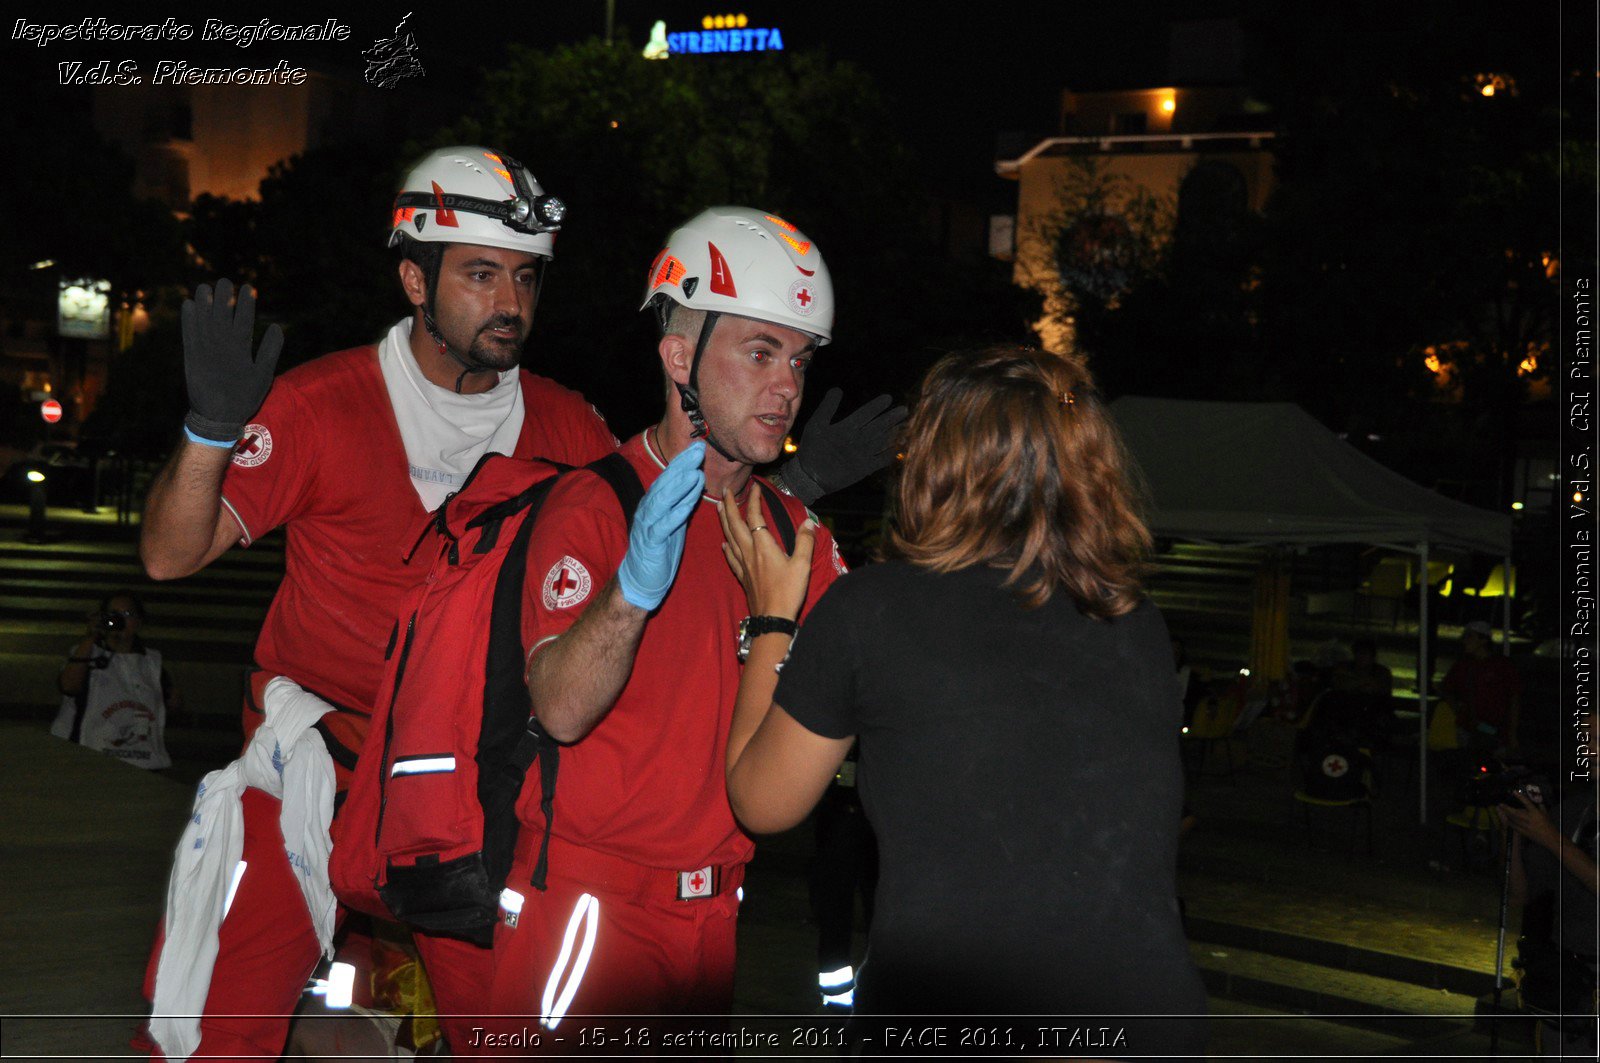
[420,253,546,394]
[420,257,496,393]
[421,306,497,394]
[673,310,740,464]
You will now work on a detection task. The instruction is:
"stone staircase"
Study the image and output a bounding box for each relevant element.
[1173,740,1539,1056]
[0,506,1548,1058]
[0,508,282,728]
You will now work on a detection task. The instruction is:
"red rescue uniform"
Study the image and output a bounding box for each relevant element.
[142,344,615,1061]
[479,432,843,1044]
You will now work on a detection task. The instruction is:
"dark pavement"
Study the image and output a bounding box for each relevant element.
[0,716,1543,1060]
[0,504,1565,1060]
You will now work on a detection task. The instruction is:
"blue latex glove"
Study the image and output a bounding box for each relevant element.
[617,441,706,610]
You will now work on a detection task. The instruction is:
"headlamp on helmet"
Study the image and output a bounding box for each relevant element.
[387,146,564,257]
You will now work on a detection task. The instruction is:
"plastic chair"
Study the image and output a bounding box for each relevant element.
[1396,699,1459,793]
[1358,557,1411,627]
[1428,700,1459,751]
[1459,563,1517,600]
[1293,745,1374,854]
[1183,693,1242,783]
[1418,558,1455,596]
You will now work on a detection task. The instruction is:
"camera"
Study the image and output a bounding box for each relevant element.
[1463,759,1549,809]
[99,612,126,632]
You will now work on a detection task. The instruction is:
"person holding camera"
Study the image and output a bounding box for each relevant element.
[50,591,179,771]
[1500,707,1599,1056]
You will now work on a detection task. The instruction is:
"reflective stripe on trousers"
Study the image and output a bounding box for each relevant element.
[540,892,600,1029]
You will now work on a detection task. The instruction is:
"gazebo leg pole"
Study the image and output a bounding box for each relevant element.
[1502,552,1513,655]
[1419,541,1430,825]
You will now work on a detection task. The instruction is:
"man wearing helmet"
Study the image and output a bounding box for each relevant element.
[476,208,848,1039]
[137,151,898,1057]
[136,146,619,1062]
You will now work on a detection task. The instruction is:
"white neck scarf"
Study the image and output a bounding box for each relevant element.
[378,319,526,511]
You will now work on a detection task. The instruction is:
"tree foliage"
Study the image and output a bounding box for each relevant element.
[1027,155,1272,402]
[93,40,1039,452]
[0,80,187,339]
[1245,0,1562,463]
[454,39,1033,433]
[1030,1,1567,502]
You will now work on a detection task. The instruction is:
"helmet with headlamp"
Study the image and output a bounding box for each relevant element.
[389,146,565,258]
[388,146,566,390]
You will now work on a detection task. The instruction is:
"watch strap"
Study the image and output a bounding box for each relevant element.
[738,615,799,662]
[744,615,798,639]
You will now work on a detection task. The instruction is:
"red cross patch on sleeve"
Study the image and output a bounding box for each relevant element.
[542,556,593,610]
[232,424,273,468]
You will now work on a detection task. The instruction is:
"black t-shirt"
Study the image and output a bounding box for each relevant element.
[776,561,1207,1052]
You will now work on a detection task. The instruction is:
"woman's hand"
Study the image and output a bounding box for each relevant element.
[718,486,816,620]
[1497,791,1563,853]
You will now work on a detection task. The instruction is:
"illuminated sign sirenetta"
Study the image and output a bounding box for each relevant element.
[644,14,784,58]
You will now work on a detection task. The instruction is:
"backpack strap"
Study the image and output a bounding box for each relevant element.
[504,452,647,892]
[755,479,798,554]
[587,451,647,527]
[479,468,564,896]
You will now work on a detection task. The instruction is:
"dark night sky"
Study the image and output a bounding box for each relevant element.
[10,1,1241,200]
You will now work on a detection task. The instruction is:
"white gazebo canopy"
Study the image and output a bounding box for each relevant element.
[1108,396,1514,821]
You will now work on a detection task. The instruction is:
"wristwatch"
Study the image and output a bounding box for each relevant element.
[737,615,798,663]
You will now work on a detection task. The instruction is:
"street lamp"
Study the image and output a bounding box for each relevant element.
[25,466,48,543]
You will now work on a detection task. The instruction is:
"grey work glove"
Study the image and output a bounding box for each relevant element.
[181,278,283,445]
[778,388,907,505]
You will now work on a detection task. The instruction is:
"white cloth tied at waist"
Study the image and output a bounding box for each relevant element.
[150,677,338,1063]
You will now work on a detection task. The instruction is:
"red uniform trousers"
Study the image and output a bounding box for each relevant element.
[140,789,495,1060]
[140,679,496,1060]
[474,836,742,1056]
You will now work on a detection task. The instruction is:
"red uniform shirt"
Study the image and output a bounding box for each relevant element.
[221,345,616,729]
[1440,653,1521,730]
[519,431,845,871]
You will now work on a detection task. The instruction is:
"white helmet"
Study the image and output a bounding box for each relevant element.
[388,145,565,258]
[640,207,832,344]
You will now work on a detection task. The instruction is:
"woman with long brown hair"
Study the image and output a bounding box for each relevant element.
[719,345,1205,1056]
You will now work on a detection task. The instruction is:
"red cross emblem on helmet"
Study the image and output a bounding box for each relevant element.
[787,279,816,315]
